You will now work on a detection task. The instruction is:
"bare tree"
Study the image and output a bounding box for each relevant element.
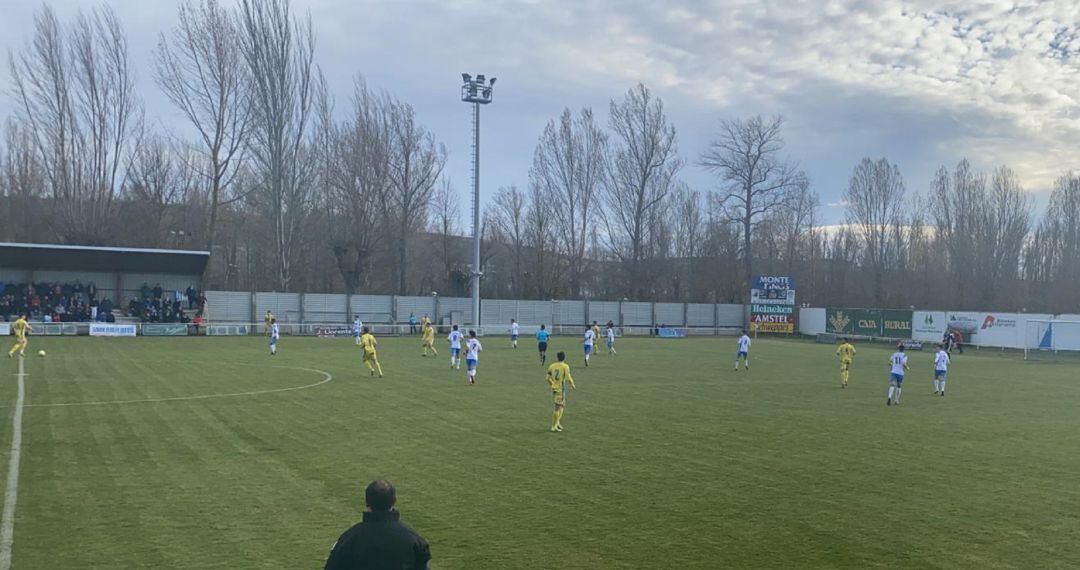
[0,120,45,241]
[9,4,142,244]
[488,184,529,297]
[774,176,818,277]
[603,84,680,299]
[237,0,319,290]
[699,115,803,298]
[321,78,390,293]
[526,181,556,299]
[973,166,1031,307]
[382,99,446,294]
[531,107,607,297]
[125,136,197,246]
[156,0,251,261]
[431,178,462,292]
[844,157,906,304]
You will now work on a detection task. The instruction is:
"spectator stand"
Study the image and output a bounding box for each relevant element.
[0,242,208,333]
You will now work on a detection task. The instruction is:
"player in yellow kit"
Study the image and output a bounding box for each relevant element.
[420,322,438,357]
[546,351,576,432]
[836,337,856,388]
[360,327,384,377]
[7,314,31,358]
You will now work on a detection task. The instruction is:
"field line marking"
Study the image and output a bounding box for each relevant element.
[0,356,27,570]
[23,366,332,409]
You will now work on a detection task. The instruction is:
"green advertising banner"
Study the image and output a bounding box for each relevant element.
[827,308,880,337]
[141,324,189,336]
[826,308,913,339]
[880,309,913,339]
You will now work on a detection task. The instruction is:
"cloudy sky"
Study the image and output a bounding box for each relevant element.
[2,0,1079,224]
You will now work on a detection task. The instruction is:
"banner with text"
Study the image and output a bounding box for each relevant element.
[89,323,137,337]
[750,276,796,333]
[142,324,189,336]
[826,308,912,339]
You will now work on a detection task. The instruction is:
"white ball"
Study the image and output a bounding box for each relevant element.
[37,350,46,358]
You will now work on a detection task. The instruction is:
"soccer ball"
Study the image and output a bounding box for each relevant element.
[37,350,46,358]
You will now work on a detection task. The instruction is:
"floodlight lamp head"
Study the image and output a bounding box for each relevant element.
[462,73,471,83]
[489,77,496,86]
[476,74,486,83]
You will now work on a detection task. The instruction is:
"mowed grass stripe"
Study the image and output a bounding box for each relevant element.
[3,336,1079,568]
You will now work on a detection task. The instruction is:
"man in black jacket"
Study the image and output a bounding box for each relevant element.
[324,479,431,570]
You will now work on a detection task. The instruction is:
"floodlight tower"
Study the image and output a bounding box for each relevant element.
[461,73,495,330]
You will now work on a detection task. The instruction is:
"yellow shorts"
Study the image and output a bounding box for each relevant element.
[363,350,378,362]
[840,360,851,371]
[552,391,565,406]
[423,340,434,348]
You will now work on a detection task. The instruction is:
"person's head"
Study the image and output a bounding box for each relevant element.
[842,337,848,343]
[468,330,476,338]
[556,351,566,362]
[362,326,370,334]
[452,324,459,331]
[540,324,546,330]
[592,321,597,326]
[270,318,276,324]
[266,310,271,315]
[585,326,590,332]
[936,343,943,350]
[741,329,747,336]
[511,318,516,324]
[897,344,905,352]
[365,479,396,512]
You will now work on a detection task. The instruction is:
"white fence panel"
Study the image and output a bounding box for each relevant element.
[587,301,619,325]
[555,300,586,325]
[438,297,472,323]
[799,308,826,335]
[205,291,251,322]
[481,300,518,325]
[349,294,394,323]
[396,296,436,322]
[304,293,347,323]
[518,301,553,326]
[256,293,301,323]
[622,302,652,326]
[686,304,714,327]
[717,304,745,328]
[655,302,684,326]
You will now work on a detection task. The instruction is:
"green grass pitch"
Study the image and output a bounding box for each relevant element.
[2,335,1078,569]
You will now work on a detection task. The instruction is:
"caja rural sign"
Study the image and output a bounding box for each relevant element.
[826,308,912,339]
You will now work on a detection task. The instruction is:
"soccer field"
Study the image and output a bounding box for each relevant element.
[2,335,1078,569]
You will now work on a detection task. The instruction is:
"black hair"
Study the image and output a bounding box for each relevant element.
[362,326,370,334]
[452,324,458,331]
[468,330,477,338]
[365,479,396,512]
[540,324,546,330]
[556,351,566,362]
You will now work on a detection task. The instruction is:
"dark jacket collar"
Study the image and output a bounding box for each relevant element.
[362,510,401,523]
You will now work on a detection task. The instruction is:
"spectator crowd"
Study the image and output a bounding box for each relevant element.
[0,280,203,324]
[128,284,204,324]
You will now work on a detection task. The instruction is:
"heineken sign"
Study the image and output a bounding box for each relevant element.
[750,276,796,333]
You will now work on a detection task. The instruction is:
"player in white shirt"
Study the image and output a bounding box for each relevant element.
[735,330,751,371]
[269,319,280,356]
[510,319,520,349]
[583,326,596,367]
[352,316,363,346]
[933,343,950,396]
[887,344,910,406]
[465,330,483,385]
[447,325,464,369]
[606,324,617,355]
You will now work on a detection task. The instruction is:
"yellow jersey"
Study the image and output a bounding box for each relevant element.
[837,342,856,362]
[360,332,378,353]
[12,318,28,340]
[546,362,575,394]
[422,326,434,343]
[591,325,601,340]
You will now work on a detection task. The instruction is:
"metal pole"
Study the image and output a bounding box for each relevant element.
[471,101,482,330]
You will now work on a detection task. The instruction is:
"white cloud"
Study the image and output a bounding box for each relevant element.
[1,0,1078,223]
